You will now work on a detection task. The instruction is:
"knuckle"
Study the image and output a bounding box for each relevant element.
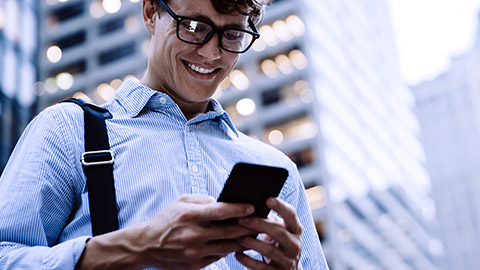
[209,206,223,218]
[297,223,303,234]
[178,194,191,201]
[177,210,196,222]
[292,240,301,254]
[183,248,201,260]
[265,244,277,257]
[180,230,202,244]
[269,228,284,240]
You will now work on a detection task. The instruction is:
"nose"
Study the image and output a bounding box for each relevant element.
[197,33,222,60]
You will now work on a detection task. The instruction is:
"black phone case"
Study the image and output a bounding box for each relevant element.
[217,162,289,218]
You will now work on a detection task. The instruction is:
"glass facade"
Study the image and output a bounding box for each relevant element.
[413,32,480,270]
[300,0,442,268]
[0,0,39,172]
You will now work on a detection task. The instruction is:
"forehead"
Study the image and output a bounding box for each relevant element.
[167,0,249,28]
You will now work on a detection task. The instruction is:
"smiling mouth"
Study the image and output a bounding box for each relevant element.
[183,61,218,75]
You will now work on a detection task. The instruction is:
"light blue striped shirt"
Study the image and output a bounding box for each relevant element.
[0,79,328,269]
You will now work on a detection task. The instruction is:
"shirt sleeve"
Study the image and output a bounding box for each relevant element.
[0,105,88,269]
[282,164,330,270]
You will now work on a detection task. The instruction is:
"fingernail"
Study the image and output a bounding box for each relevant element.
[246,206,254,214]
[267,198,276,207]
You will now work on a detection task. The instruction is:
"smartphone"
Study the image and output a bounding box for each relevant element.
[217,162,289,218]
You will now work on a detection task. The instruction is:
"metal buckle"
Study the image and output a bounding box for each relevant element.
[81,150,114,166]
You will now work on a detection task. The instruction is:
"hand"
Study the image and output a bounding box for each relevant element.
[77,194,256,270]
[142,194,257,269]
[234,197,302,270]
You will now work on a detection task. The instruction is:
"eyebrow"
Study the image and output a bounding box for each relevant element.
[187,13,247,29]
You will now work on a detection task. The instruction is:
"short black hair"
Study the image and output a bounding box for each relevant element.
[150,0,272,25]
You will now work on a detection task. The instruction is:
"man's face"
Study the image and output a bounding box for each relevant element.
[147,0,247,106]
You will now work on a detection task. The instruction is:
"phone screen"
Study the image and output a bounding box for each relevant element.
[217,162,289,218]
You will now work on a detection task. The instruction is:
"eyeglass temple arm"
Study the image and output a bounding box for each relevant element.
[248,19,260,38]
[158,0,180,21]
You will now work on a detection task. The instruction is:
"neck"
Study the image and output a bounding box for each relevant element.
[139,74,211,121]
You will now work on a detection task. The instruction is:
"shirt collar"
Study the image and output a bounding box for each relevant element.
[114,79,239,137]
[114,79,158,118]
[193,99,239,137]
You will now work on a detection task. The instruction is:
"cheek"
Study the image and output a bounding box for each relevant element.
[224,56,239,73]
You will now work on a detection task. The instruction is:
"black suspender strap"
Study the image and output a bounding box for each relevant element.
[61,98,119,236]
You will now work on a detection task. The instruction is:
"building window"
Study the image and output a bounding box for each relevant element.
[98,17,125,35]
[258,48,308,78]
[49,59,86,78]
[98,42,136,65]
[264,114,317,145]
[261,79,313,107]
[48,2,85,25]
[53,30,86,50]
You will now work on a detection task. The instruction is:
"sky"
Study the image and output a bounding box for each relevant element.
[389,0,480,85]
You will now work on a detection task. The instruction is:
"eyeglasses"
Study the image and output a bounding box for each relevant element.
[157,0,260,53]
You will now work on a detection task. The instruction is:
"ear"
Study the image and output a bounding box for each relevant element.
[142,0,157,35]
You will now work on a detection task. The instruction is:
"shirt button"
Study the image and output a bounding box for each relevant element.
[159,97,167,104]
[191,164,198,172]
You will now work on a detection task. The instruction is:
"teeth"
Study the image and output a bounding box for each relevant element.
[187,62,215,74]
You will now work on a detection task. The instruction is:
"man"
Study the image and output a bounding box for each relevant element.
[0,0,329,269]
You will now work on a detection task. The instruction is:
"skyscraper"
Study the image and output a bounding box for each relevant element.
[412,16,480,270]
[0,0,39,172]
[230,0,441,268]
[36,0,442,268]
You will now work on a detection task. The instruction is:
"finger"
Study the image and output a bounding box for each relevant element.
[266,198,302,234]
[206,223,258,240]
[179,194,216,204]
[235,236,285,267]
[201,202,254,221]
[235,251,271,270]
[238,217,300,258]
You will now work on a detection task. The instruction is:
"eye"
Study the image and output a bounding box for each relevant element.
[224,30,244,42]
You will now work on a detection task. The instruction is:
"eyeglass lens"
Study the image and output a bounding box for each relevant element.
[178,18,254,52]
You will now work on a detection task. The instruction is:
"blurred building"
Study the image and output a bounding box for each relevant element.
[412,16,480,270]
[214,0,442,269]
[0,0,39,172]
[37,0,148,109]
[37,0,442,269]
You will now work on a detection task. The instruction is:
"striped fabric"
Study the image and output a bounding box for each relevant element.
[0,79,329,269]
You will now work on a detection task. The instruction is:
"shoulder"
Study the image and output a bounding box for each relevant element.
[235,132,298,175]
[234,132,306,198]
[36,102,85,126]
[26,103,85,161]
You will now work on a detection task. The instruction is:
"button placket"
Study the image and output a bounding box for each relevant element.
[184,123,206,194]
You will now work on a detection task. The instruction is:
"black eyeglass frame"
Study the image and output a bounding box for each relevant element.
[157,0,260,53]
